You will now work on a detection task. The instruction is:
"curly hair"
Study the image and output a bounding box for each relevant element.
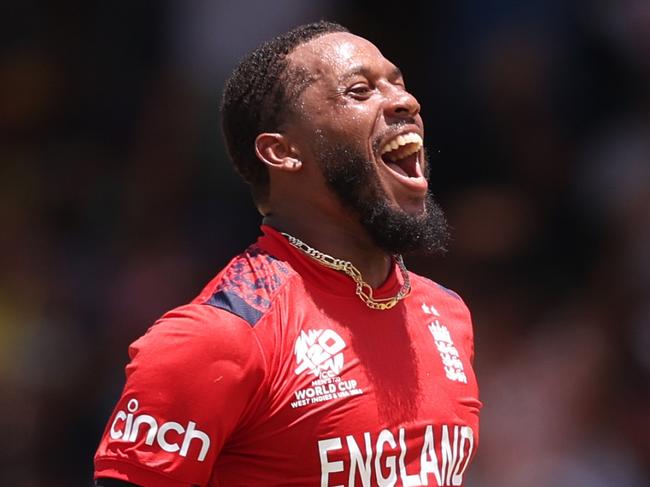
[220,20,349,205]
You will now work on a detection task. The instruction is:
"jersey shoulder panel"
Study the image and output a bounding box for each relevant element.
[197,244,297,327]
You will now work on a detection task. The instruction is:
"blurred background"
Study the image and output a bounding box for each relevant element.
[1,0,648,485]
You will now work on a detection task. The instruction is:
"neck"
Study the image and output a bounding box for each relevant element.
[263,213,393,289]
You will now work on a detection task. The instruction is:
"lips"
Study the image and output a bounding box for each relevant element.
[377,131,428,193]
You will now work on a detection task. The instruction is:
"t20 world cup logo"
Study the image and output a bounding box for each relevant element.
[294,329,346,377]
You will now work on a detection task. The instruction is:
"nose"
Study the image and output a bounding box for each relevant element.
[384,87,420,120]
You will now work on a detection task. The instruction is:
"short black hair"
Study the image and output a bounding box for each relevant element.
[221,20,349,205]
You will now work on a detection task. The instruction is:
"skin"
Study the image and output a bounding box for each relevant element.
[255,32,427,288]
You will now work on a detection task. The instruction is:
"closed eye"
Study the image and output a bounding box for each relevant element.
[347,83,373,99]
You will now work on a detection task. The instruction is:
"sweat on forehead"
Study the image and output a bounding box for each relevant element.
[287,32,388,80]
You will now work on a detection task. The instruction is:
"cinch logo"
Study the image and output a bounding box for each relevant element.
[294,329,346,377]
[109,398,210,462]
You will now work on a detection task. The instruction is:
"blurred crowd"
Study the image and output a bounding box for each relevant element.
[0,1,648,485]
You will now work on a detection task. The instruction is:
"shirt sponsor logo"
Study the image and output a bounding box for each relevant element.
[422,303,467,384]
[108,398,210,462]
[292,329,363,408]
[318,424,475,487]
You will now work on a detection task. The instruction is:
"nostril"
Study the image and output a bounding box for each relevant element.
[388,105,419,120]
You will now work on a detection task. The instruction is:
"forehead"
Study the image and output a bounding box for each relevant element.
[287,32,394,81]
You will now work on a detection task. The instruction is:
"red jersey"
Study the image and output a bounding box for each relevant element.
[94,226,481,486]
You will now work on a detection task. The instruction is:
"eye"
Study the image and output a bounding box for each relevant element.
[347,83,373,99]
[394,77,406,89]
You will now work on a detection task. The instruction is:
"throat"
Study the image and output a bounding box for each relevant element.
[383,152,419,178]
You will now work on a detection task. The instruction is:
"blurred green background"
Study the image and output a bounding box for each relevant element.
[1,1,648,485]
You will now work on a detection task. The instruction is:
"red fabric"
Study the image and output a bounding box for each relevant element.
[94,226,481,486]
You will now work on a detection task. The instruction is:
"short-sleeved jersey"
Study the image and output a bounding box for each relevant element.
[94,226,481,486]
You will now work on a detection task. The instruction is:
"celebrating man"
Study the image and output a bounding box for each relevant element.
[94,21,481,487]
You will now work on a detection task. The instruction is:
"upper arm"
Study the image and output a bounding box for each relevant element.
[94,304,266,487]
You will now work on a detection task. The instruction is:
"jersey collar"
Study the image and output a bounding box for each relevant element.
[257,225,405,301]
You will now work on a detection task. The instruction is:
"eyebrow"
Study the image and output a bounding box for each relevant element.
[339,65,403,83]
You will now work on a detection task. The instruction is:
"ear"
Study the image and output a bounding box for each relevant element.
[254,133,302,172]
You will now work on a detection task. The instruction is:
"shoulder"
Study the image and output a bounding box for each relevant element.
[410,273,468,307]
[125,302,269,398]
[408,272,473,323]
[408,273,476,361]
[96,304,269,483]
[194,244,298,327]
[129,303,263,368]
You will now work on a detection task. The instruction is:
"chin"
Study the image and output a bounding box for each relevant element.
[394,196,428,216]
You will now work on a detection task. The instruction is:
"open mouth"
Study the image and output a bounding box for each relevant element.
[379,132,424,180]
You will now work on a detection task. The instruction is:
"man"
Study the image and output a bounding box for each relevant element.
[94,21,481,487]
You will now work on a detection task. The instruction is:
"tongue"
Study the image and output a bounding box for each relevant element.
[388,162,409,177]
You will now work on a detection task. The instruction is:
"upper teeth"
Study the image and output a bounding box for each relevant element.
[380,132,423,156]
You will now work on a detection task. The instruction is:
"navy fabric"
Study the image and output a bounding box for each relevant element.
[95,479,140,487]
[205,290,264,326]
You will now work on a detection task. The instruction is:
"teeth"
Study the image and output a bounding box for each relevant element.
[380,132,423,156]
[387,144,420,162]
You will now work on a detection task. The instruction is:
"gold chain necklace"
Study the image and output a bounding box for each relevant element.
[281,232,411,310]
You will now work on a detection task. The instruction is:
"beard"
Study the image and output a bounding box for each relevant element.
[316,142,450,255]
